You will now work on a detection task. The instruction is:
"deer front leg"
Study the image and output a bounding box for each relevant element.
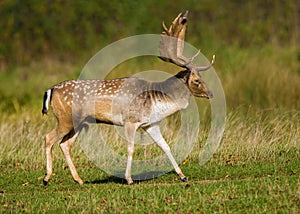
[145,125,187,182]
[124,122,139,185]
[59,130,83,185]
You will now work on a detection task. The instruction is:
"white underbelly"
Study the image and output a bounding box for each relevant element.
[149,101,179,124]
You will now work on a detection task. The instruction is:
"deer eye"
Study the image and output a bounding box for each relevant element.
[193,79,200,84]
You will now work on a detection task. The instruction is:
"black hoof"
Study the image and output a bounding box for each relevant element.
[181,177,188,182]
[43,180,48,186]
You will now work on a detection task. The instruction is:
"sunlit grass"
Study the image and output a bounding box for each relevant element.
[219,46,300,110]
[0,105,299,175]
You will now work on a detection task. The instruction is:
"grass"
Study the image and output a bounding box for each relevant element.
[0,108,299,213]
[0,45,299,213]
[0,144,299,213]
[0,152,299,213]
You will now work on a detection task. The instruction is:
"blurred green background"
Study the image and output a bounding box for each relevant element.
[0,0,299,113]
[0,0,298,64]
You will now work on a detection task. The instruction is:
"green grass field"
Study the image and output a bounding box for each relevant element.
[0,158,299,213]
[0,44,299,213]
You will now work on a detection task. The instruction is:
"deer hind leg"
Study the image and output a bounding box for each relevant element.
[43,128,65,185]
[59,129,83,185]
[145,125,187,182]
[124,122,139,185]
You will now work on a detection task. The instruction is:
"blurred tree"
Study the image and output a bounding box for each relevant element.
[0,0,298,68]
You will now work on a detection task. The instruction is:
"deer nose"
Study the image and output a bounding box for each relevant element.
[207,90,213,99]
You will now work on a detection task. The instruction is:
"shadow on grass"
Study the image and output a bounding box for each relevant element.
[85,170,168,185]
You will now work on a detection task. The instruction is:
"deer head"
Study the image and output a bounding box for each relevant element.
[159,11,215,99]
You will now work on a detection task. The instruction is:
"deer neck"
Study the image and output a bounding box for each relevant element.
[152,75,191,110]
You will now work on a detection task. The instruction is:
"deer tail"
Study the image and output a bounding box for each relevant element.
[42,89,53,115]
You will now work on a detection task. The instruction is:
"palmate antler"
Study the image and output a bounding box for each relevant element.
[159,11,215,72]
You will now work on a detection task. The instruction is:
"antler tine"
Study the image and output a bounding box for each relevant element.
[162,22,170,35]
[158,11,216,72]
[191,55,216,72]
[170,12,183,33]
[190,49,201,62]
[161,12,184,36]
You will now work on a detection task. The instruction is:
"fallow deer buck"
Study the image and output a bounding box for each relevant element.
[42,11,215,185]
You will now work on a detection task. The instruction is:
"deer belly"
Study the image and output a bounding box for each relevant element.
[93,98,124,125]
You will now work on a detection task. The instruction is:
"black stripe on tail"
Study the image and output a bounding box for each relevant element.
[42,89,53,115]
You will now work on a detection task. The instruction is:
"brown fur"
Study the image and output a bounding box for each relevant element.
[42,70,212,185]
